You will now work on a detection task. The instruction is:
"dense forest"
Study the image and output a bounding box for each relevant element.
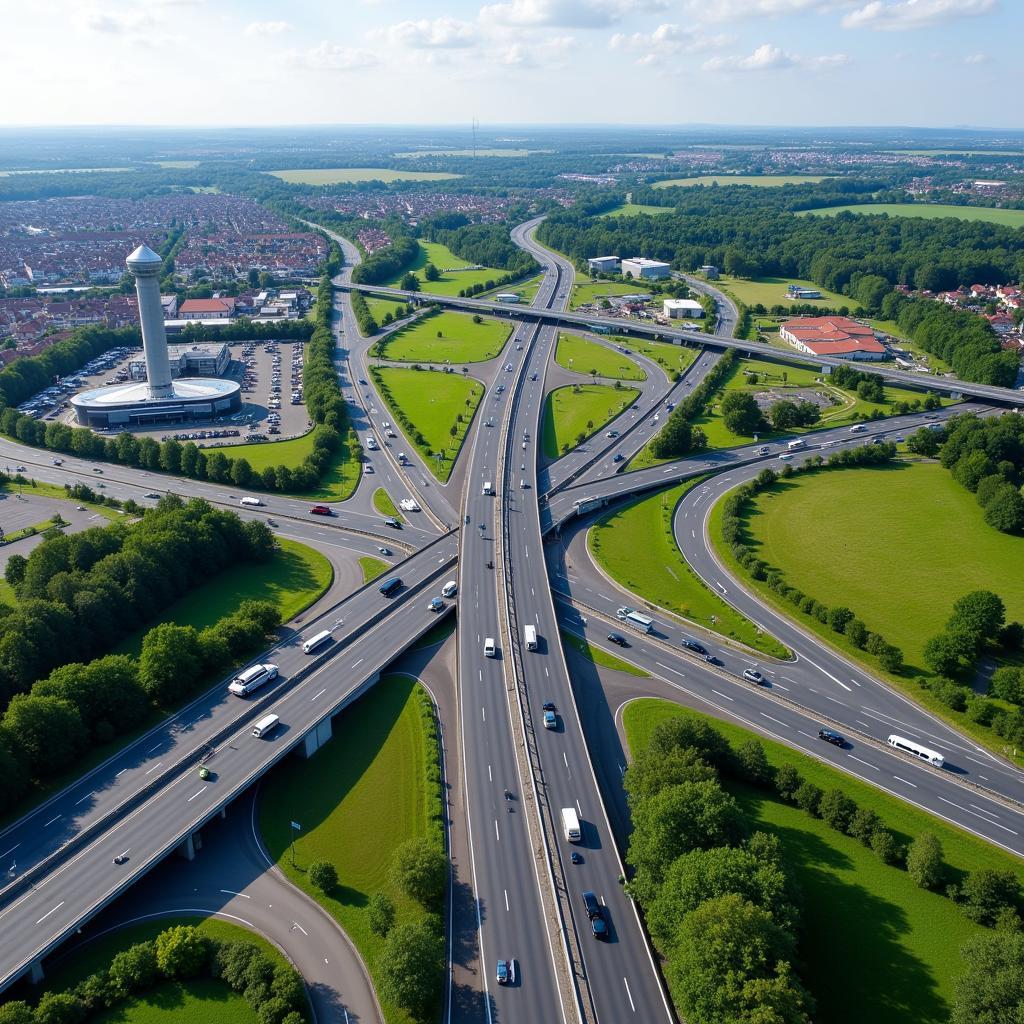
[419,217,538,275]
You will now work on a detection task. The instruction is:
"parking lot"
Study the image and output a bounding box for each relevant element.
[0,491,116,571]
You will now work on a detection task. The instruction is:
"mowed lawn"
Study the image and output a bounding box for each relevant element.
[365,295,409,323]
[89,979,257,1024]
[386,239,505,296]
[802,202,1024,228]
[380,310,511,363]
[555,333,646,381]
[615,334,697,381]
[359,555,389,583]
[717,274,860,312]
[569,275,649,310]
[114,537,333,657]
[588,480,788,657]
[542,383,639,458]
[741,462,1024,669]
[372,366,483,481]
[623,699,1011,1024]
[601,202,675,217]
[268,168,460,184]
[259,676,435,1024]
[653,175,830,188]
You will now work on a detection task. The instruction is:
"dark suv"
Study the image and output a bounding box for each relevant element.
[681,637,707,656]
[818,728,845,747]
[582,890,608,939]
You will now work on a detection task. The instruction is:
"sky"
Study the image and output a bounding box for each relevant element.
[4,0,1018,128]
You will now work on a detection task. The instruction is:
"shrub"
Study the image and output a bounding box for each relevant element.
[308,860,338,893]
[794,781,823,817]
[819,788,858,833]
[774,763,803,802]
[870,828,902,866]
[391,837,448,909]
[848,807,882,845]
[368,891,396,937]
[734,739,772,786]
[959,868,1022,927]
[907,833,945,890]
[155,926,208,979]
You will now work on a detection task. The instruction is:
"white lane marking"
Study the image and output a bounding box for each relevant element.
[847,754,879,772]
[803,658,852,692]
[760,713,787,728]
[939,797,1019,834]
[504,889,510,912]
[116,769,127,777]
[147,744,161,753]
[481,707,486,723]
[624,977,636,1013]
[893,775,917,788]
[43,815,61,828]
[824,695,847,706]
[311,688,327,701]
[144,762,163,776]
[187,786,208,802]
[36,901,65,925]
[797,730,816,741]
[715,581,727,594]
[563,752,569,768]
[711,689,734,702]
[220,889,251,899]
[494,819,500,842]
[488,764,492,782]
[772,681,789,692]
[656,662,685,677]
[75,793,92,805]
[353,658,364,668]
[856,720,872,730]
[970,803,1001,819]
[0,844,19,860]
[292,922,308,936]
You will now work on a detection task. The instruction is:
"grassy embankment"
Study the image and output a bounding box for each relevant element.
[372,487,403,522]
[359,556,389,584]
[377,311,511,363]
[371,367,483,483]
[801,203,1024,228]
[624,699,1018,1024]
[385,240,506,297]
[588,479,788,657]
[600,202,675,217]
[653,175,831,188]
[259,676,441,1024]
[554,333,646,381]
[541,384,640,459]
[561,629,649,677]
[268,168,460,184]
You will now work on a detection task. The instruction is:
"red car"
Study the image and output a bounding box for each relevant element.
[309,505,332,516]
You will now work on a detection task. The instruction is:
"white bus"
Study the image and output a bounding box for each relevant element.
[525,624,538,651]
[887,734,945,768]
[302,629,333,654]
[561,806,582,843]
[228,663,279,696]
[239,496,263,507]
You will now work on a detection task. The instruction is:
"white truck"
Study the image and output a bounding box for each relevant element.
[561,807,582,843]
[617,607,654,634]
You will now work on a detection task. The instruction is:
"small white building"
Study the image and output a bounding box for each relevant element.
[587,256,621,275]
[663,298,704,319]
[495,292,521,304]
[621,258,671,280]
[700,265,719,280]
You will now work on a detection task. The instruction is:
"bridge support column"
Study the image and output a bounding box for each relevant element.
[30,959,44,984]
[177,832,197,861]
[220,807,227,820]
[298,715,334,759]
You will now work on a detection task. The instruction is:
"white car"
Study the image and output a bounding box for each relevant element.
[427,597,444,612]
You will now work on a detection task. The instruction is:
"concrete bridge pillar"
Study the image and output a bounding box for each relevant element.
[30,959,44,984]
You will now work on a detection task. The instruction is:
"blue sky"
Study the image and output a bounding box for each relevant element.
[5,0,1016,127]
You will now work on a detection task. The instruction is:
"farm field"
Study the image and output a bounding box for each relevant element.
[716,273,860,311]
[653,174,830,188]
[624,699,1011,1024]
[260,676,438,1024]
[588,480,787,656]
[541,383,639,459]
[601,202,674,217]
[386,239,507,297]
[371,366,483,481]
[802,202,1024,228]
[737,462,1024,670]
[267,167,460,184]
[569,275,651,310]
[555,333,645,381]
[377,310,512,363]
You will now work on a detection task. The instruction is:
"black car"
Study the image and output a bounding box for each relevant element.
[818,728,845,747]
[681,638,707,656]
[542,701,556,712]
[607,632,629,647]
[704,654,722,666]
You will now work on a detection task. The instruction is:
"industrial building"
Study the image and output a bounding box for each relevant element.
[663,298,704,319]
[71,245,241,428]
[587,256,621,275]
[787,284,822,300]
[621,258,671,280]
[779,316,887,361]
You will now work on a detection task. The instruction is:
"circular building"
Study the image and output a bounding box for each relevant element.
[70,376,241,429]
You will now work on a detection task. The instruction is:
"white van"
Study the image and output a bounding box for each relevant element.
[482,481,493,495]
[561,807,582,843]
[239,496,263,507]
[787,439,805,451]
[441,580,458,598]
[484,637,496,658]
[525,625,538,651]
[302,629,333,654]
[252,714,280,739]
[228,663,279,696]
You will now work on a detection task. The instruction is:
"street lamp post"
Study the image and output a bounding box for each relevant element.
[289,821,301,866]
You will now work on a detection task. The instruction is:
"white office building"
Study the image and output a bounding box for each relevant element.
[663,298,704,319]
[621,258,671,280]
[587,256,621,275]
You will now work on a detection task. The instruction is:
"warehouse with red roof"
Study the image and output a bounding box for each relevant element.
[779,316,887,361]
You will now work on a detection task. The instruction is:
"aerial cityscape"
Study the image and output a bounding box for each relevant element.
[1,2,1024,1024]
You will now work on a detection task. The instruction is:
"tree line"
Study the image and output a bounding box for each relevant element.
[351,236,420,286]
[649,350,736,459]
[0,493,275,711]
[419,216,538,277]
[0,924,308,1024]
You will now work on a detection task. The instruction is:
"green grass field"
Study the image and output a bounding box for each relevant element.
[541,384,639,458]
[385,240,506,297]
[371,367,483,482]
[561,628,649,676]
[359,556,389,584]
[88,978,257,1024]
[588,480,788,656]
[555,333,646,381]
[737,462,1024,670]
[601,202,675,217]
[569,275,650,310]
[802,203,1024,228]
[614,335,697,381]
[2,479,123,522]
[268,168,461,184]
[372,487,402,521]
[114,537,333,657]
[623,699,1015,1024]
[365,295,408,324]
[377,310,512,363]
[653,175,830,188]
[717,274,860,312]
[479,273,544,305]
[259,676,436,1024]
[204,429,361,502]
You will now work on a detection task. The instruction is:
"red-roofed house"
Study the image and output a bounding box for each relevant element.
[177,298,234,321]
[779,316,887,361]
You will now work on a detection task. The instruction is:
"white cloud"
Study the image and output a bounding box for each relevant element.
[282,41,380,71]
[842,0,995,30]
[610,23,729,63]
[703,42,849,70]
[245,21,291,36]
[963,51,989,62]
[678,0,850,18]
[498,34,575,66]
[379,16,476,48]
[481,0,667,29]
